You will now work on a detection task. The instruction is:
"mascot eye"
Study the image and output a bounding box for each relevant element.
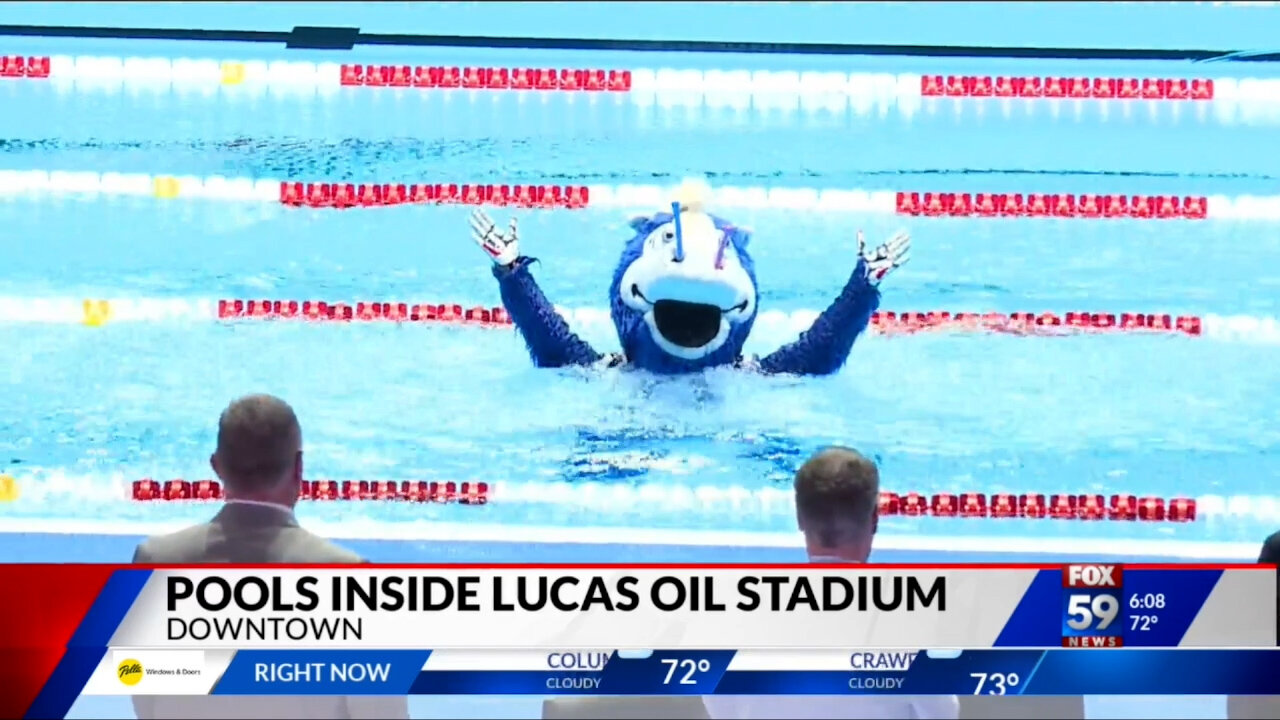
[662,231,675,242]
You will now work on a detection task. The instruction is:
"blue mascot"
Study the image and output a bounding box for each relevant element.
[467,180,910,376]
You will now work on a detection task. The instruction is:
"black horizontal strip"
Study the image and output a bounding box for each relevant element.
[1,23,1279,61]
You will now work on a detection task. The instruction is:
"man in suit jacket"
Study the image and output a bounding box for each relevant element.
[704,447,959,720]
[131,394,409,720]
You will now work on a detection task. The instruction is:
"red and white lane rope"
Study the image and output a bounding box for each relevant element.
[118,478,1197,523]
[6,472,1269,558]
[919,75,1217,100]
[10,53,1280,105]
[12,297,1273,341]
[4,171,1280,220]
[2,471,1230,525]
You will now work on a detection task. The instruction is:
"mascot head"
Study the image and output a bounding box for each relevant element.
[609,179,758,373]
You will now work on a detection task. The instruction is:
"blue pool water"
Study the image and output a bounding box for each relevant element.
[2,57,1280,557]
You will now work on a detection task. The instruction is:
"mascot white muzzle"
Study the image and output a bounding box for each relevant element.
[617,182,757,360]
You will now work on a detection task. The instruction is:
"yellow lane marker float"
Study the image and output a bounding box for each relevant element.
[0,474,17,502]
[153,175,180,199]
[221,61,246,86]
[83,299,112,327]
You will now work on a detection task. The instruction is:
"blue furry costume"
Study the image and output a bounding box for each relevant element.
[491,207,881,376]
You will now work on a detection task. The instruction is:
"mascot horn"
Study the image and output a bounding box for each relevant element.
[468,179,911,375]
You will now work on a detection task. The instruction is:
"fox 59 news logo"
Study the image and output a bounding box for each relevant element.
[1061,564,1123,648]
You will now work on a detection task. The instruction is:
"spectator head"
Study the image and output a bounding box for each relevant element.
[211,394,303,506]
[793,446,880,562]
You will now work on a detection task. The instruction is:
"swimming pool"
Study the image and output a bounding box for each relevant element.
[2,39,1280,568]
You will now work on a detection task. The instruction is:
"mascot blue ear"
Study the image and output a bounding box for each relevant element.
[628,215,651,233]
[731,226,752,249]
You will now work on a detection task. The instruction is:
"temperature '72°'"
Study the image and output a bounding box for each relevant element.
[661,658,713,685]
[1131,614,1159,631]
[970,672,1020,695]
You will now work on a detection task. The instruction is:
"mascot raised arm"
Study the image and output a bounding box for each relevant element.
[468,180,910,375]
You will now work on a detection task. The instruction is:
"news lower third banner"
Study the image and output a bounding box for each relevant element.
[0,564,1273,719]
[76,647,1280,697]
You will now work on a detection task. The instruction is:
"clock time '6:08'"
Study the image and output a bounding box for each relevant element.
[1129,593,1166,610]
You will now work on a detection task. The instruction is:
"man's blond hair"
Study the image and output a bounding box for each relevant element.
[793,446,880,547]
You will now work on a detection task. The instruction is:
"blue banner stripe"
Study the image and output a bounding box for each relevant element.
[23,647,106,720]
[994,569,1061,647]
[1124,569,1223,647]
[405,651,1280,696]
[213,650,431,695]
[1021,649,1280,694]
[67,569,152,648]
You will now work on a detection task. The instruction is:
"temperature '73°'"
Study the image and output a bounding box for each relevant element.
[970,672,1020,696]
[661,658,713,685]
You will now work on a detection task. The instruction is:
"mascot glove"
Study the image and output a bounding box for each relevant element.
[859,229,911,286]
[469,209,521,267]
